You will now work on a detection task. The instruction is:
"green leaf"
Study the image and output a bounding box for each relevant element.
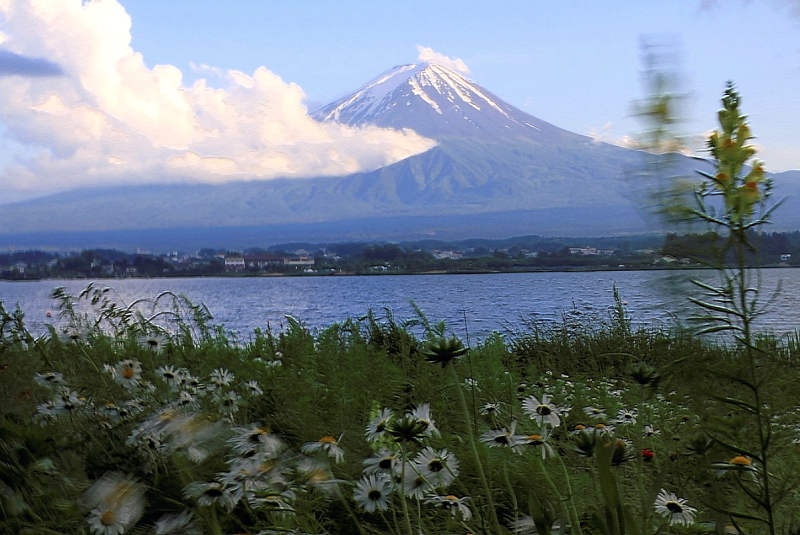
[690,279,728,295]
[710,395,757,414]
[621,504,643,535]
[697,325,741,335]
[712,437,761,463]
[594,441,622,534]
[688,297,742,317]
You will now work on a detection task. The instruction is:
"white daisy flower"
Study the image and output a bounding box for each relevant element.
[365,408,394,442]
[425,494,472,520]
[184,481,236,512]
[59,326,89,344]
[583,405,607,420]
[414,447,458,488]
[103,363,116,377]
[138,333,168,352]
[35,400,58,423]
[250,491,295,513]
[120,398,145,419]
[353,474,393,512]
[509,514,538,535]
[479,401,502,416]
[209,368,234,390]
[87,507,129,535]
[175,390,198,410]
[229,424,284,458]
[408,403,439,437]
[83,472,145,535]
[153,509,199,534]
[614,408,638,426]
[401,463,434,499]
[34,371,67,388]
[643,424,659,437]
[243,379,263,396]
[54,388,84,414]
[522,432,557,459]
[480,421,524,450]
[593,423,616,435]
[654,488,697,526]
[216,390,240,414]
[179,373,204,393]
[219,464,268,505]
[301,434,345,463]
[363,448,400,475]
[97,402,123,424]
[113,359,142,389]
[156,365,183,389]
[138,378,156,393]
[296,457,341,496]
[522,394,562,427]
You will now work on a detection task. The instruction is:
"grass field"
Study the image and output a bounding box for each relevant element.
[2,283,799,535]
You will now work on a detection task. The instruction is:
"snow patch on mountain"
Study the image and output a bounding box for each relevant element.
[409,77,442,114]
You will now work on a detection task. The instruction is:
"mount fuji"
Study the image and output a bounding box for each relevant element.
[1,61,798,250]
[314,62,583,142]
[305,61,660,228]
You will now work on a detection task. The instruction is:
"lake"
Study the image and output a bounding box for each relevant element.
[2,269,799,341]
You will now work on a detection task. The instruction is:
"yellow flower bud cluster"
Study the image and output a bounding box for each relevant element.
[705,83,766,223]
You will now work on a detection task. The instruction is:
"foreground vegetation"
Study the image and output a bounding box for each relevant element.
[1,284,799,535]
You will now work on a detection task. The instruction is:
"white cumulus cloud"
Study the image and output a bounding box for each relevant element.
[0,0,437,201]
[416,46,470,74]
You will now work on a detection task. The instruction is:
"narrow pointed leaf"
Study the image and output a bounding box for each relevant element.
[697,325,741,335]
[710,395,756,413]
[712,437,761,463]
[688,297,741,316]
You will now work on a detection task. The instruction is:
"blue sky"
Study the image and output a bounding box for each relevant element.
[0,0,798,203]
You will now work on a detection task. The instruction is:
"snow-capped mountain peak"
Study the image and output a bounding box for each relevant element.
[313,61,579,142]
[315,63,428,122]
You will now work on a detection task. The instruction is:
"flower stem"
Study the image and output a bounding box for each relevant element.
[449,364,503,534]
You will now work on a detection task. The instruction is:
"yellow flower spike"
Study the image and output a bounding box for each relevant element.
[745,161,765,183]
[713,173,730,191]
[737,123,752,145]
[740,181,761,206]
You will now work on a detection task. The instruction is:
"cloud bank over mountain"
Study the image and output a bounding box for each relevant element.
[0,0,436,202]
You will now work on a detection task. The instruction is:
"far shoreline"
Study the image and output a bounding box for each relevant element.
[4,262,798,284]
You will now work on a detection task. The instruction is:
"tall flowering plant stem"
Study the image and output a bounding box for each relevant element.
[697,84,779,535]
[652,83,782,534]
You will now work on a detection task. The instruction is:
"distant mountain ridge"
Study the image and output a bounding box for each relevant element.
[1,61,799,250]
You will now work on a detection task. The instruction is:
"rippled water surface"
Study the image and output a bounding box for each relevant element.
[2,269,799,341]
